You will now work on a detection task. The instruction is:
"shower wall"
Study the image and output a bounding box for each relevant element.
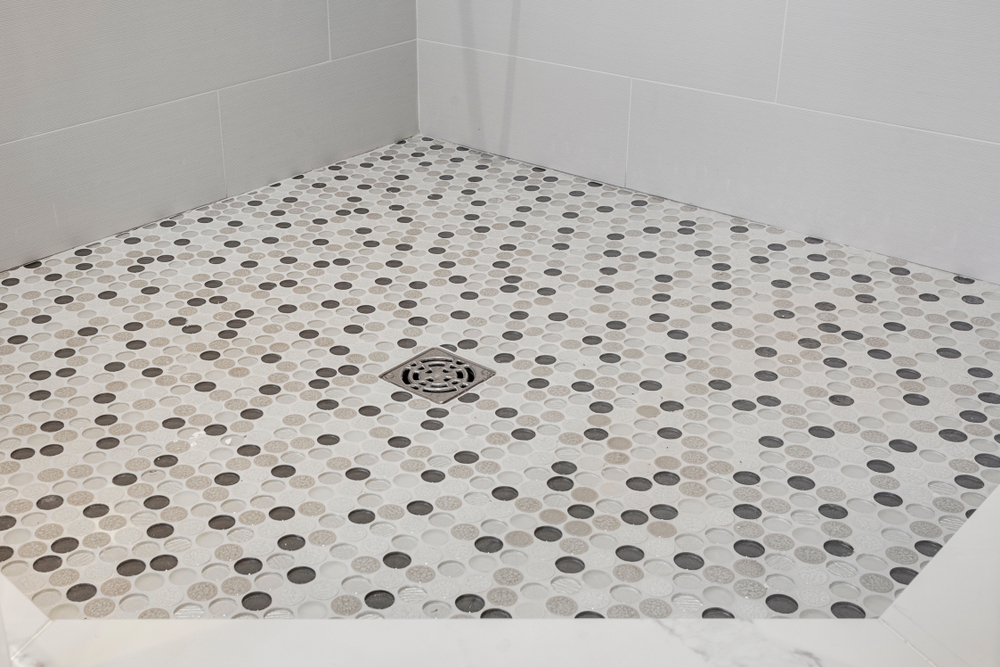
[417,0,1000,282]
[0,0,418,271]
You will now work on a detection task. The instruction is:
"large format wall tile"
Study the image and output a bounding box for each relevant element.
[418,0,786,100]
[418,42,631,185]
[0,94,225,271]
[778,0,1000,143]
[329,0,416,60]
[0,0,329,144]
[627,80,1000,282]
[219,43,418,195]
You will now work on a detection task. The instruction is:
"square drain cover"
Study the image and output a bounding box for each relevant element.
[380,347,495,403]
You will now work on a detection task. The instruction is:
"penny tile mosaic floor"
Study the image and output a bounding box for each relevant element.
[1,136,999,621]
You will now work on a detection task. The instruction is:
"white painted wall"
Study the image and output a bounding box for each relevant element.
[417,0,1000,283]
[0,0,418,272]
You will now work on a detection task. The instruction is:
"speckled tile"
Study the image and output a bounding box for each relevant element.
[0,136,998,620]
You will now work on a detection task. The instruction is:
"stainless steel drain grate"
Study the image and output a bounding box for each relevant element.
[379,347,495,403]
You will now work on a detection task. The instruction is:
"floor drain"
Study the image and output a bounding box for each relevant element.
[379,347,495,403]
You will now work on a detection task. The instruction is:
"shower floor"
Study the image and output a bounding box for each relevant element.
[0,136,997,621]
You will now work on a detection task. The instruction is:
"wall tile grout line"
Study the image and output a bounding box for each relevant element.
[213,39,418,94]
[418,39,1000,148]
[623,77,634,190]
[416,0,423,133]
[326,0,333,62]
[0,41,414,151]
[0,90,221,149]
[215,91,229,197]
[774,0,791,104]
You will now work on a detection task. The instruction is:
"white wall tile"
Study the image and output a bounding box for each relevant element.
[418,0,786,100]
[418,42,631,185]
[219,43,418,196]
[330,0,416,60]
[627,80,1000,282]
[0,0,329,144]
[0,94,225,272]
[779,0,1000,143]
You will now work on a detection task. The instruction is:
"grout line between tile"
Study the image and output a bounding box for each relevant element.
[774,0,790,103]
[326,0,332,62]
[418,39,1000,148]
[0,41,414,151]
[415,0,423,133]
[623,77,634,190]
[0,91,220,149]
[214,40,417,94]
[215,91,228,197]
[416,26,423,132]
